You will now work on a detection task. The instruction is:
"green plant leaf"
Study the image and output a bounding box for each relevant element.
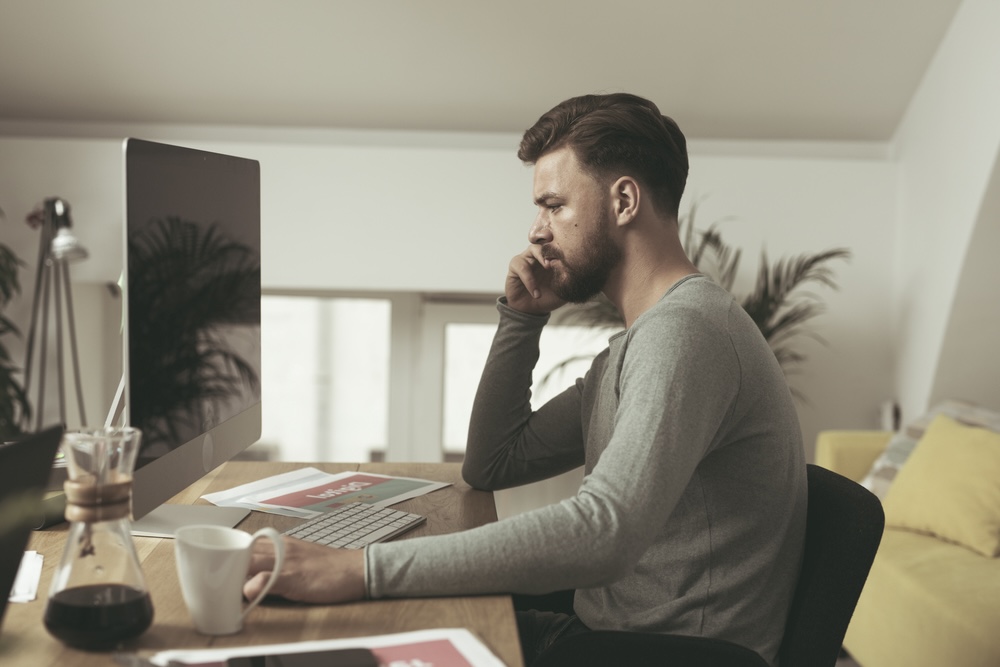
[0,234,28,437]
[544,203,851,401]
[127,217,260,451]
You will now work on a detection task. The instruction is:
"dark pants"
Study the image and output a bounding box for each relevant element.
[516,609,591,667]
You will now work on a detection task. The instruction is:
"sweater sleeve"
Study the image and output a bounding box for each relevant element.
[461,298,587,490]
[366,297,742,600]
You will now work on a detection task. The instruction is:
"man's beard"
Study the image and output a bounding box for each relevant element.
[549,217,622,304]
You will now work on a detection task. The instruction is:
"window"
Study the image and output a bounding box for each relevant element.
[439,318,612,458]
[260,293,615,463]
[260,295,390,462]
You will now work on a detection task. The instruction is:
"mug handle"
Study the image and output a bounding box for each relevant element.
[241,527,285,620]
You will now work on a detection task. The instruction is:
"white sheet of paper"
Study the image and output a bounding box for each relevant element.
[150,627,506,667]
[9,551,43,603]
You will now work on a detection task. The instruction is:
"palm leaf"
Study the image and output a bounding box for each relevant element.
[545,296,624,385]
[742,248,851,353]
[680,201,741,291]
[128,217,260,452]
[543,203,851,401]
[0,243,23,306]
[0,232,29,438]
[551,294,623,329]
[0,345,31,437]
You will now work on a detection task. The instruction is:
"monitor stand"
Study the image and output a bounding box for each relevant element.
[130,504,251,538]
[103,377,252,538]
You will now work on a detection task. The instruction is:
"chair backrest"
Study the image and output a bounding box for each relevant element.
[778,464,884,667]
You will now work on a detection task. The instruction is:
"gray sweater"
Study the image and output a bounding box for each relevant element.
[367,275,807,666]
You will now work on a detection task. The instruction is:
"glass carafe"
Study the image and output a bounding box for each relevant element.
[43,427,154,650]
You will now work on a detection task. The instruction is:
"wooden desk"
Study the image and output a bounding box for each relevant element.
[1,462,524,666]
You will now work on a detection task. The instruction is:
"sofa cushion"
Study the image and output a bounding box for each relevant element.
[816,430,891,483]
[858,431,917,500]
[882,414,1000,557]
[901,399,1000,439]
[844,529,1000,667]
[860,399,1000,500]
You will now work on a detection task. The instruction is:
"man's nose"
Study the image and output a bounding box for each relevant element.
[529,214,551,245]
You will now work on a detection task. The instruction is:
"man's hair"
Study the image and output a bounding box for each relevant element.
[518,93,689,217]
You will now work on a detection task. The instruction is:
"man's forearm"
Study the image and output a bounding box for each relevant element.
[462,300,548,489]
[463,300,586,490]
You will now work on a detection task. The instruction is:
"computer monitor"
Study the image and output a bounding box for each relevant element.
[121,138,262,536]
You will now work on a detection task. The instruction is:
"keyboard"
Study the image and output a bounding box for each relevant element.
[283,502,426,549]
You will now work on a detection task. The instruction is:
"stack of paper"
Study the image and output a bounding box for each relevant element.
[150,628,507,667]
[202,467,450,518]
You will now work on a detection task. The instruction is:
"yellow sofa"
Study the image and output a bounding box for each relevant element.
[816,430,1000,667]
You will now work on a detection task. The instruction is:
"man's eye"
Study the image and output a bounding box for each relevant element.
[548,204,562,211]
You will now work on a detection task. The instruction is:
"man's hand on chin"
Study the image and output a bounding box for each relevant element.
[244,536,367,604]
[505,245,566,316]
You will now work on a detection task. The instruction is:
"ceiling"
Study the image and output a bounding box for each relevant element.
[0,0,963,142]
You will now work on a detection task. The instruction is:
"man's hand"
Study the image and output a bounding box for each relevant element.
[505,245,566,315]
[244,536,366,604]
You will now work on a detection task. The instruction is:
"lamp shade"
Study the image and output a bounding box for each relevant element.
[47,198,88,262]
[50,227,88,262]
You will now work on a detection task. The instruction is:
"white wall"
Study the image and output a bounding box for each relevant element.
[930,155,1000,410]
[0,126,898,454]
[0,138,125,428]
[686,153,897,451]
[890,0,1000,423]
[0,130,535,291]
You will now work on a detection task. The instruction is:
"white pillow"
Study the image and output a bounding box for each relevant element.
[860,399,1000,500]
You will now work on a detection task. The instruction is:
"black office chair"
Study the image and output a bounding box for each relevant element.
[533,464,885,667]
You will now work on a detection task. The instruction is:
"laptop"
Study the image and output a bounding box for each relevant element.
[0,425,64,635]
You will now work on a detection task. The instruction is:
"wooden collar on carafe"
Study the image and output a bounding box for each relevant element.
[63,474,133,522]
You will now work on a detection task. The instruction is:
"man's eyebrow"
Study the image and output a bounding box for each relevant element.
[534,191,561,205]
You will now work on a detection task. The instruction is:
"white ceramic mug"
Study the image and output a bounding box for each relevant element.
[174,525,285,635]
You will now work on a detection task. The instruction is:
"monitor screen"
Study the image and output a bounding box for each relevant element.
[122,138,261,529]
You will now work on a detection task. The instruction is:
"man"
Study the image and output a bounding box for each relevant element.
[246,93,807,667]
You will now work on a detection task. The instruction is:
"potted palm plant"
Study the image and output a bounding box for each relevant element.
[548,202,850,401]
[0,205,31,438]
[126,216,260,463]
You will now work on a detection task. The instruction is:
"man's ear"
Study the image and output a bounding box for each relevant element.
[610,176,640,227]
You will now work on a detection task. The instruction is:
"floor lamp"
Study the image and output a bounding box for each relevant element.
[22,197,88,432]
